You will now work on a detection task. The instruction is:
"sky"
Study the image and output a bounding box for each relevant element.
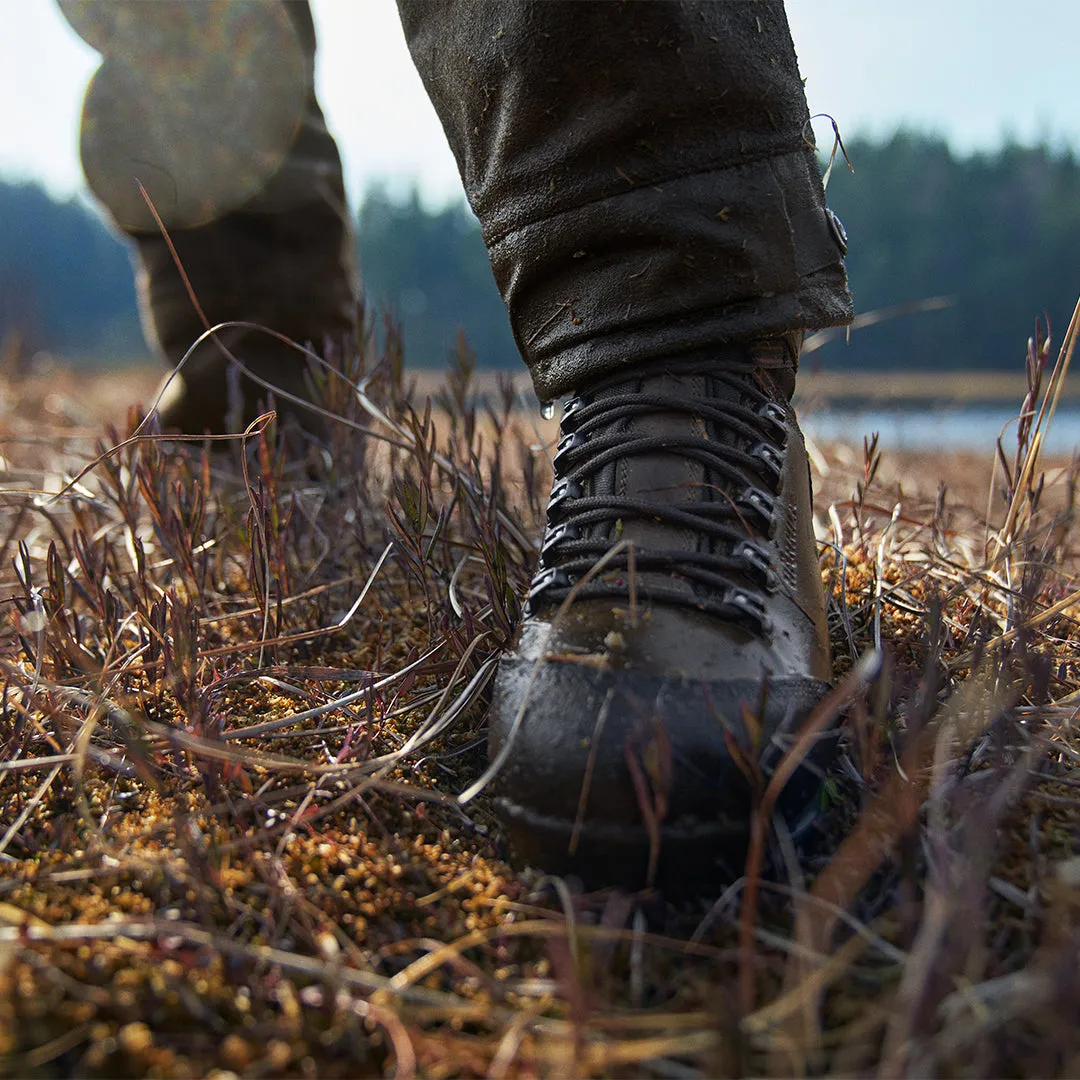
[2,0,1079,212]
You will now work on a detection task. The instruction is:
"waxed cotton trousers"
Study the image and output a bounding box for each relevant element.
[399,1,852,401]
[68,0,853,405]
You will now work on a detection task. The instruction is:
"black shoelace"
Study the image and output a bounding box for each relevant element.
[526,361,791,636]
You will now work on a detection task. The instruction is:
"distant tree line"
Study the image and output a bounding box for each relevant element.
[821,133,1080,373]
[0,180,142,365]
[2,131,1080,372]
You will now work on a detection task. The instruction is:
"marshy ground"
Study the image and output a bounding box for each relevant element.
[1,323,1080,1078]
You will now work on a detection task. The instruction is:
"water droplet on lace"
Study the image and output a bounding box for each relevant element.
[539,400,556,421]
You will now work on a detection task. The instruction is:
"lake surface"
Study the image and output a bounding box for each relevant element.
[799,405,1080,454]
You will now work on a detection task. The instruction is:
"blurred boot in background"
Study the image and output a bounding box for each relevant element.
[59,0,358,436]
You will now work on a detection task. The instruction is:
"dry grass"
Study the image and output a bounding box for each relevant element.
[1,310,1080,1078]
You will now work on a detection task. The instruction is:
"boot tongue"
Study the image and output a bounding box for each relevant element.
[584,354,793,602]
[614,371,719,558]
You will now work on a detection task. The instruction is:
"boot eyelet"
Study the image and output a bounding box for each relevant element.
[733,540,777,593]
[750,441,784,485]
[541,522,581,558]
[757,401,788,442]
[547,477,583,523]
[736,486,777,534]
[525,565,572,614]
[553,431,587,472]
[560,394,591,432]
[727,587,771,634]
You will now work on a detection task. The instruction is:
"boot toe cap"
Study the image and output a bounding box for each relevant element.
[488,652,833,889]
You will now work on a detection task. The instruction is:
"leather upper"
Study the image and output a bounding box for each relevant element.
[488,348,834,858]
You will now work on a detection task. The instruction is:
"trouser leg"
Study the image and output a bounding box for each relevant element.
[61,0,358,435]
[398,0,851,402]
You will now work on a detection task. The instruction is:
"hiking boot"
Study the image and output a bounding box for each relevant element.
[487,339,834,890]
[62,0,358,437]
[135,193,358,438]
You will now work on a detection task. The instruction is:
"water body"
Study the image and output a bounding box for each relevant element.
[799,405,1080,454]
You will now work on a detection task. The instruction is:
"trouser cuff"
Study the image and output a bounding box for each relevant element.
[491,148,852,401]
